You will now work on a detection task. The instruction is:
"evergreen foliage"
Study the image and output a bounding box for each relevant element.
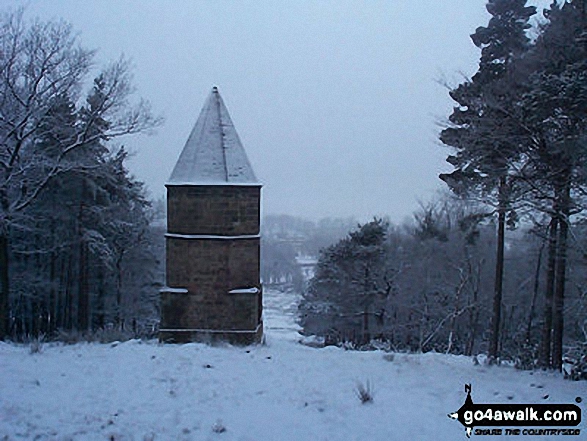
[0,10,162,339]
[299,219,390,344]
[297,195,587,369]
[439,0,587,369]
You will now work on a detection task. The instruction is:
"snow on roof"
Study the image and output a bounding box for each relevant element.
[167,87,260,186]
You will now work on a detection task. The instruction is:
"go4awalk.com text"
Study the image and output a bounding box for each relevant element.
[449,384,582,437]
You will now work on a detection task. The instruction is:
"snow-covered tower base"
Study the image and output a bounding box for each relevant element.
[159,87,262,345]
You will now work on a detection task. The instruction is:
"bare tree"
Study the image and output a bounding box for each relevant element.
[0,10,160,339]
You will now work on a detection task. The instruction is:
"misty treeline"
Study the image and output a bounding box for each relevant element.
[301,0,587,374]
[261,215,357,292]
[299,201,585,368]
[0,10,164,340]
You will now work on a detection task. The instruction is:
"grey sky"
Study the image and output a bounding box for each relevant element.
[5,1,553,223]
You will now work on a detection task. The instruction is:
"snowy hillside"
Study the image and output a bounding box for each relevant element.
[1,289,584,441]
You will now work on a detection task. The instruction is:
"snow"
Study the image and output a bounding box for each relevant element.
[228,288,259,295]
[295,256,318,266]
[167,87,260,186]
[165,182,262,187]
[159,287,188,294]
[165,233,260,240]
[1,289,585,441]
[158,326,261,335]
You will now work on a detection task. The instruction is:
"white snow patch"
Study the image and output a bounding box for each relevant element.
[228,287,259,295]
[165,181,262,187]
[159,324,262,334]
[166,233,260,240]
[160,287,188,294]
[1,289,584,440]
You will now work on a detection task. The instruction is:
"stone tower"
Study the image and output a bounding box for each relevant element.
[159,87,262,344]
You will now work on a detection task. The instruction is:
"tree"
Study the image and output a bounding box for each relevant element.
[0,10,160,339]
[440,0,536,361]
[516,0,587,369]
[442,0,587,369]
[299,219,391,344]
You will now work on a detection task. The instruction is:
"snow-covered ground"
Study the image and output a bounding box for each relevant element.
[1,289,585,440]
[262,287,302,338]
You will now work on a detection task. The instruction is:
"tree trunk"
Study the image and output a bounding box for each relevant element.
[0,234,9,340]
[489,177,507,362]
[77,240,89,332]
[526,242,544,343]
[362,309,370,345]
[465,261,481,356]
[449,273,464,355]
[540,217,558,368]
[552,186,570,371]
[56,255,67,330]
[65,252,74,330]
[115,254,124,329]
[48,247,57,334]
[31,296,40,337]
[95,265,105,330]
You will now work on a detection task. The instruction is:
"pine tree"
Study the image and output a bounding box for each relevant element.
[299,219,391,344]
[440,0,536,361]
[518,0,587,369]
[0,11,160,339]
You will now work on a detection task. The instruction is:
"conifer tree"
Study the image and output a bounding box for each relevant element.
[440,0,536,361]
[519,0,587,369]
[299,219,390,344]
[0,11,159,339]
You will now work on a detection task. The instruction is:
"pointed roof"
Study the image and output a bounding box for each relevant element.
[167,87,260,186]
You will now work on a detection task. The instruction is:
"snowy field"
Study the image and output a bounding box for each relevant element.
[1,289,585,441]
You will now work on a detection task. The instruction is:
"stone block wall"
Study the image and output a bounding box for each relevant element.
[167,185,260,236]
[163,238,260,328]
[160,184,262,344]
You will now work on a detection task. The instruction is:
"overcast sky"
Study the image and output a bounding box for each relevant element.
[6,1,553,223]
